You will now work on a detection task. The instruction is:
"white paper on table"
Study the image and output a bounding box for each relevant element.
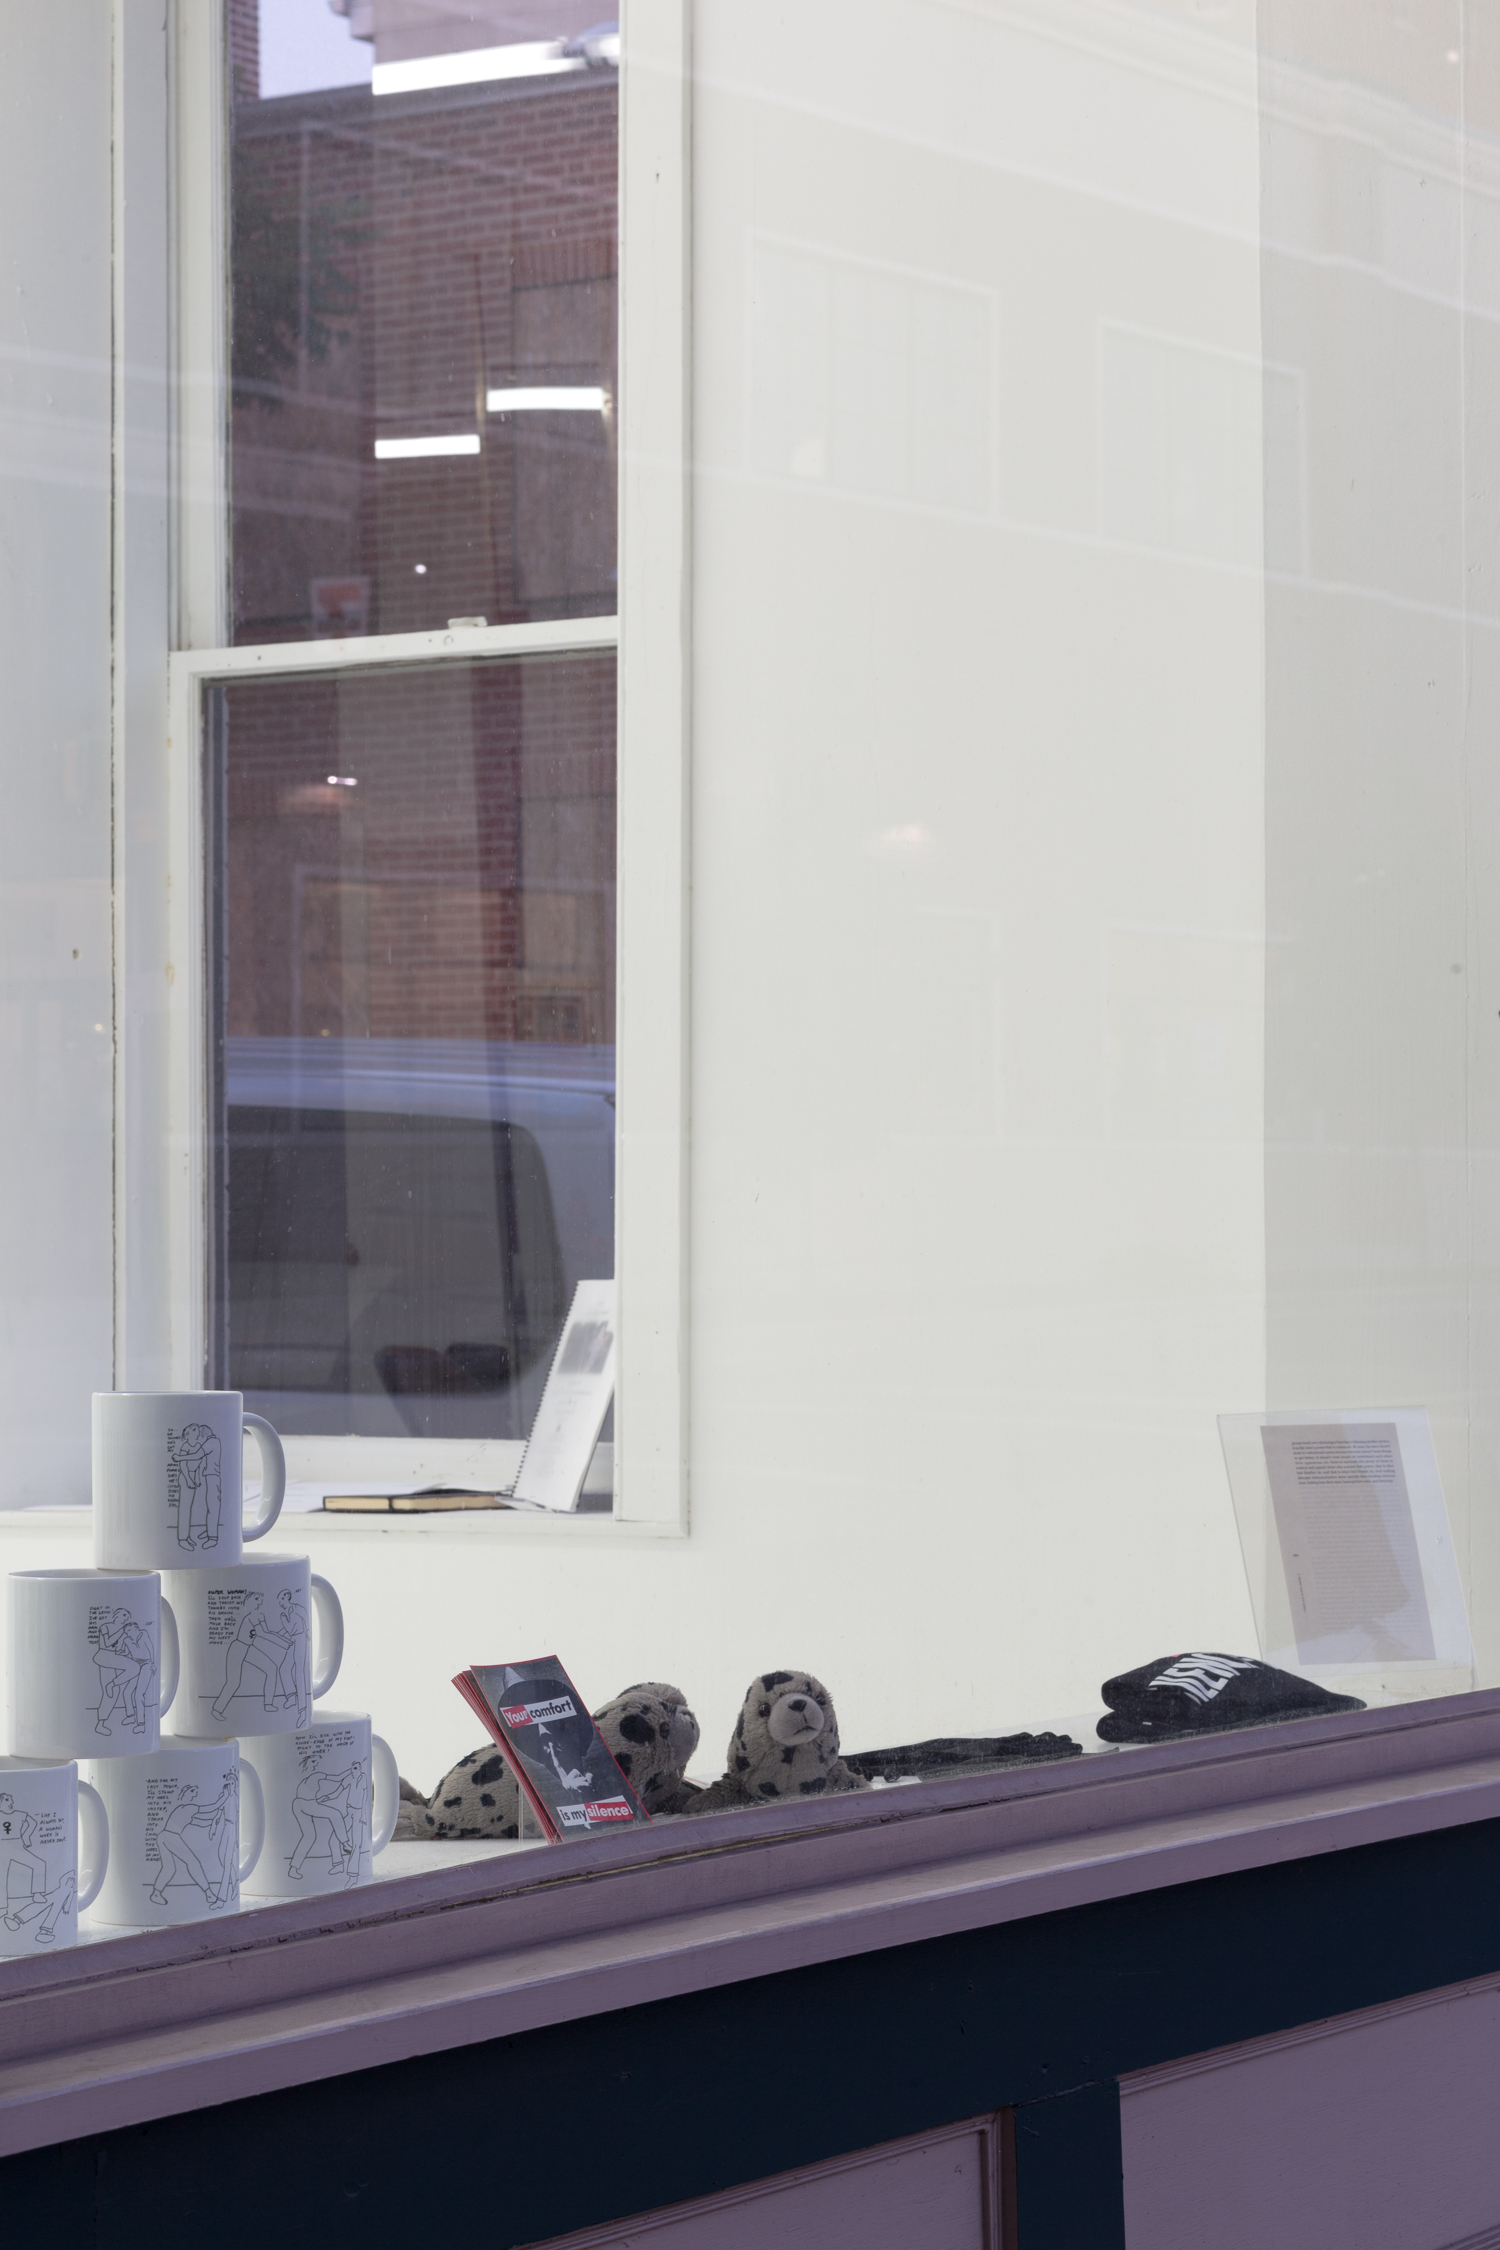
[511,1280,615,1513]
[1218,1405,1473,1695]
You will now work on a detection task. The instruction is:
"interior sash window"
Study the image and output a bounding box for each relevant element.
[207,651,616,1441]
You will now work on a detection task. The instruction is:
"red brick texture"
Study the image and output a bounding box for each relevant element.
[223,651,615,1044]
[230,68,617,642]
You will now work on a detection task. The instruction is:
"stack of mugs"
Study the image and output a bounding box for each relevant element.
[2,1390,397,1955]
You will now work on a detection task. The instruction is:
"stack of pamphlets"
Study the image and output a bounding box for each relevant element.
[452,1654,650,1839]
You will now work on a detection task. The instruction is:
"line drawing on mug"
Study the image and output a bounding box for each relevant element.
[275,1586,312,1722]
[0,1794,75,1946]
[148,1778,237,1909]
[90,1606,158,1739]
[208,1589,310,1725]
[167,1423,224,1552]
[287,1753,367,1888]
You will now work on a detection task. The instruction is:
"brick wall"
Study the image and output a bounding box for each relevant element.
[226,52,617,1051]
[223,651,615,1043]
[227,0,258,101]
[230,70,618,642]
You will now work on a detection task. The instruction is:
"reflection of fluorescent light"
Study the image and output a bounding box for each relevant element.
[373,434,480,460]
[486,387,606,413]
[373,42,582,96]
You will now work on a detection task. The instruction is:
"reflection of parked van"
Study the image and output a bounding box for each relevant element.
[222,1038,614,1440]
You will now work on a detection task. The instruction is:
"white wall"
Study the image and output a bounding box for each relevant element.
[0,7,114,1503]
[675,0,1268,1752]
[1257,5,1500,1689]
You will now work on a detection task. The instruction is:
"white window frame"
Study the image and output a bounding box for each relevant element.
[115,0,690,1528]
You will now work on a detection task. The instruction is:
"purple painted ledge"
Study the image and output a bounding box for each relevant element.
[3,1687,1500,2157]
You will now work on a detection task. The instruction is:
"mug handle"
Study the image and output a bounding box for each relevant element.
[159,1597,180,1717]
[242,1414,286,1543]
[310,1576,344,1701]
[371,1733,400,1856]
[76,1778,110,1913]
[237,1754,266,1885]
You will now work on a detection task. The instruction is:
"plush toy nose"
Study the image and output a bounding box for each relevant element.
[768,1692,826,1746]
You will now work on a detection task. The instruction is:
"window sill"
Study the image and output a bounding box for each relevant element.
[3,1685,1499,2157]
[0,1506,684,1546]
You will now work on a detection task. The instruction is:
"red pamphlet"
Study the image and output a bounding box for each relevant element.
[452,1654,650,1840]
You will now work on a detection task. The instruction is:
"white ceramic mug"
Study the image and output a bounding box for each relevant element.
[93,1391,286,1571]
[84,1737,264,1927]
[7,1569,179,1760]
[164,1555,343,1737]
[237,1713,398,1897]
[0,1757,108,1955]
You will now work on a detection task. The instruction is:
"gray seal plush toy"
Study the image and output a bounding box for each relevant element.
[395,1682,702,1840]
[690,1670,867,1812]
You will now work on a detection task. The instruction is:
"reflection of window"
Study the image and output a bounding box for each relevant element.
[751,236,996,514]
[1100,323,1304,572]
[1102,924,1264,1146]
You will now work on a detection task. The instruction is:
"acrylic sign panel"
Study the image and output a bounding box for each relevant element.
[1218,1408,1472,1698]
[511,1280,615,1512]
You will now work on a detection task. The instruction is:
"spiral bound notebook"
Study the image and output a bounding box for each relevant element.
[509,1280,615,1512]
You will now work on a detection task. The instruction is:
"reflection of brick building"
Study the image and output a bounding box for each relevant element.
[230,10,617,643]
[223,5,619,1054]
[218,8,618,1428]
[223,652,615,1045]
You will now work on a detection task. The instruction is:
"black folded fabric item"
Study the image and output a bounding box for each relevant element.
[1097,1652,1365,1743]
[845,1731,1082,1784]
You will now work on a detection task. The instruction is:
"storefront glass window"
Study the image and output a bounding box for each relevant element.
[10,1,1500,1905]
[209,2,1500,1808]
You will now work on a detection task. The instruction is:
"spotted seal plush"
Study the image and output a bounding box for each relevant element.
[395,1682,702,1840]
[689,1670,866,1812]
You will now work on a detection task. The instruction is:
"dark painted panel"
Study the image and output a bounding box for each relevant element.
[5,1816,1500,2248]
[1013,2084,1127,2250]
